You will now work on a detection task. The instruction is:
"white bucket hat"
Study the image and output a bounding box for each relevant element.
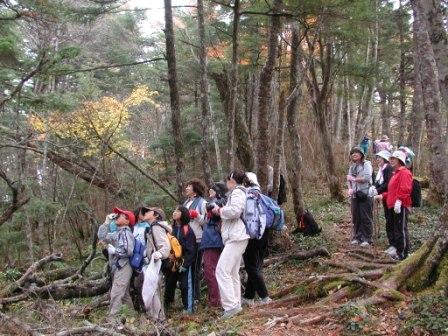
[390,150,406,165]
[246,172,260,187]
[376,150,391,162]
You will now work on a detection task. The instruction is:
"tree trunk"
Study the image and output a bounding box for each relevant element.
[411,0,448,202]
[164,0,185,199]
[271,91,286,200]
[285,26,306,223]
[397,0,407,146]
[210,72,255,170]
[305,36,344,201]
[420,0,448,112]
[227,0,240,171]
[256,0,282,192]
[197,0,213,186]
[407,22,424,164]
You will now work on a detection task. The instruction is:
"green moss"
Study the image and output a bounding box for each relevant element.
[323,280,347,293]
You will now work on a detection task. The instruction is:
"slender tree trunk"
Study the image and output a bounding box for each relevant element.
[286,26,306,222]
[397,0,407,145]
[227,0,240,171]
[256,0,282,192]
[407,24,424,163]
[250,71,260,169]
[164,0,185,199]
[197,0,213,185]
[411,0,448,203]
[211,72,255,170]
[271,91,286,200]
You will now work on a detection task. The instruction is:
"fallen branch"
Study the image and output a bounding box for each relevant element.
[264,247,330,267]
[55,323,125,336]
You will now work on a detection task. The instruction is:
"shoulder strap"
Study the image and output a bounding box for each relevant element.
[189,197,204,210]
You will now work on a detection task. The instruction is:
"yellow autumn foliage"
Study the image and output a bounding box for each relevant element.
[29,85,158,157]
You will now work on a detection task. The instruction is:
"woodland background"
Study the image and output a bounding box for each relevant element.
[0,0,448,335]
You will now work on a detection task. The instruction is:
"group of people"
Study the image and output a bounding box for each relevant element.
[97,170,273,322]
[347,135,415,261]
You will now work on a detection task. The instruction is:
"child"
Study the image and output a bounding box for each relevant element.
[164,206,197,314]
[97,207,136,317]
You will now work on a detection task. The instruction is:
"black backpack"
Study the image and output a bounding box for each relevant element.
[411,179,422,207]
[293,209,322,236]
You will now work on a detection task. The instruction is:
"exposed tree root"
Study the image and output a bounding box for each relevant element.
[264,247,330,267]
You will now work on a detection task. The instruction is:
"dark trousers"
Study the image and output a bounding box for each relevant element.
[351,197,373,243]
[243,230,269,300]
[164,266,194,312]
[193,248,203,301]
[202,248,221,307]
[383,203,395,247]
[131,272,145,312]
[392,207,410,259]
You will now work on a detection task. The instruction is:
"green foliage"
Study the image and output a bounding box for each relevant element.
[336,303,370,335]
[402,295,448,335]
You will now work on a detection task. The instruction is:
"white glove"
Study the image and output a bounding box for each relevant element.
[394,200,402,214]
[152,251,163,260]
[107,244,116,255]
[281,225,288,232]
[368,186,378,197]
[105,213,116,225]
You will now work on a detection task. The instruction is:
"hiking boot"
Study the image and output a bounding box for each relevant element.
[384,246,395,254]
[350,239,360,245]
[360,241,370,247]
[241,297,255,306]
[385,246,397,256]
[221,306,242,319]
[259,297,272,304]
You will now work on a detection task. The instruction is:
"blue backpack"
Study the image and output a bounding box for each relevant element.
[259,194,285,231]
[242,188,267,240]
[129,239,146,271]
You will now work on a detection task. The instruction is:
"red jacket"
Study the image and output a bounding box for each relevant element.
[381,167,413,209]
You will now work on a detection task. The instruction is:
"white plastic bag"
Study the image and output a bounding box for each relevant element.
[142,256,161,310]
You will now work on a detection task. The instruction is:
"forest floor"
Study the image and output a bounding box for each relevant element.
[1,190,445,336]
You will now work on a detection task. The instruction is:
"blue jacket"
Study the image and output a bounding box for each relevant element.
[200,197,225,250]
[173,224,197,269]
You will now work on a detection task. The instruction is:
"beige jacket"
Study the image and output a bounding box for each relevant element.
[145,221,172,259]
[220,186,250,244]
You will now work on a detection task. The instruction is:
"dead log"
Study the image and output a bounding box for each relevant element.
[1,253,63,297]
[0,277,110,306]
[0,311,43,336]
[264,247,330,267]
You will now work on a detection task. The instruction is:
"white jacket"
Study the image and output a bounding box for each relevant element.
[220,186,250,244]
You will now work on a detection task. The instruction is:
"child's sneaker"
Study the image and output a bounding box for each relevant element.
[259,297,272,304]
[241,297,255,306]
[351,239,359,245]
[360,241,370,247]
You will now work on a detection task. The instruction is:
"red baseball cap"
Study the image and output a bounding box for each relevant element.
[113,207,136,226]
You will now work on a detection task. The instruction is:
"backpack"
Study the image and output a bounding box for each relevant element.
[259,194,285,231]
[294,209,321,236]
[130,239,146,271]
[411,178,422,207]
[243,188,267,240]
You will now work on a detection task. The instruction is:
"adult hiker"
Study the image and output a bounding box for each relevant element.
[183,178,207,302]
[373,135,393,154]
[164,205,197,314]
[374,151,413,260]
[242,172,272,306]
[371,150,394,255]
[347,146,374,247]
[97,207,136,318]
[211,170,250,319]
[143,207,171,321]
[200,182,227,308]
[359,134,371,158]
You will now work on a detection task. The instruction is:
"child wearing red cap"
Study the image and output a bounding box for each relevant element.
[98,207,136,317]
